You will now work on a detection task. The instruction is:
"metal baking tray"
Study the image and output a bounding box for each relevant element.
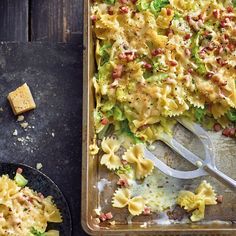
[82,1,236,235]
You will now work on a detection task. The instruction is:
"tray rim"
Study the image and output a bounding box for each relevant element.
[81,1,236,235]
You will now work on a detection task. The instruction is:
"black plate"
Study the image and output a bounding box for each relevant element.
[0,162,72,236]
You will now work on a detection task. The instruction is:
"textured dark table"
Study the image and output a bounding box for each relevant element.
[0,42,87,235]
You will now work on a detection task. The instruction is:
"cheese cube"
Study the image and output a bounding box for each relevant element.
[8,83,36,115]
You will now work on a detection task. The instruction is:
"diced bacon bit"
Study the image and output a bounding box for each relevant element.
[166,28,174,37]
[118,53,127,60]
[206,42,215,51]
[222,34,229,44]
[105,212,113,220]
[185,48,191,57]
[216,46,224,55]
[166,8,172,16]
[198,13,204,20]
[91,15,97,23]
[107,6,114,15]
[99,213,107,222]
[211,75,227,86]
[188,68,194,74]
[227,43,235,52]
[101,118,109,125]
[222,128,236,137]
[186,15,191,22]
[112,64,123,79]
[206,72,214,79]
[126,52,136,62]
[151,48,164,56]
[117,178,129,187]
[203,31,210,36]
[16,168,23,174]
[224,34,229,40]
[213,9,220,19]
[99,212,113,221]
[143,206,151,215]
[227,6,234,13]
[169,60,178,66]
[119,6,129,14]
[220,19,228,28]
[119,52,136,62]
[199,49,206,58]
[216,195,223,203]
[28,197,35,203]
[184,33,191,40]
[119,0,128,3]
[131,0,137,3]
[213,123,222,132]
[143,61,152,70]
[186,16,202,31]
[121,159,128,165]
[216,58,228,66]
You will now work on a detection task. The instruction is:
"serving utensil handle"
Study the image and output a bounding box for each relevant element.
[204,164,236,192]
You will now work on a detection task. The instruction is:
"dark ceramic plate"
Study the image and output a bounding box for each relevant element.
[0,162,72,236]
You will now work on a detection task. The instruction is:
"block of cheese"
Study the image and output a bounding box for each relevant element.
[8,83,36,115]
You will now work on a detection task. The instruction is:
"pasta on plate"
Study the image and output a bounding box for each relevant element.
[0,174,62,236]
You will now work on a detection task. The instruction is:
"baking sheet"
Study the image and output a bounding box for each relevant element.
[82,1,236,235]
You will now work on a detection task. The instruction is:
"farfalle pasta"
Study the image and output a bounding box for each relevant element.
[122,144,154,179]
[100,137,122,170]
[112,188,145,215]
[92,0,236,142]
[91,0,229,223]
[177,181,217,221]
[0,175,62,236]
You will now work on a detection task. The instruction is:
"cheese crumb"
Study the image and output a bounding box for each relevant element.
[17,115,24,122]
[140,222,147,228]
[8,83,36,115]
[12,129,18,136]
[94,207,101,216]
[20,122,29,129]
[109,221,116,226]
[36,163,43,170]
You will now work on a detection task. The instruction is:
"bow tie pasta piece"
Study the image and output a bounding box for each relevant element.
[122,144,154,179]
[177,181,217,222]
[195,180,217,205]
[100,137,122,170]
[128,196,146,216]
[112,188,145,216]
[112,188,130,208]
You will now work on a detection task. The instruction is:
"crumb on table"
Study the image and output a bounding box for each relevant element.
[7,83,36,115]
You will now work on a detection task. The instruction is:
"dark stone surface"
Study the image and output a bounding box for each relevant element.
[0,42,87,235]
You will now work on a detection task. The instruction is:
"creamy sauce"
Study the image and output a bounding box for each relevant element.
[97,178,111,193]
[130,169,181,212]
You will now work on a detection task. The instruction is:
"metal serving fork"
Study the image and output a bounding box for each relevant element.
[143,118,236,192]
